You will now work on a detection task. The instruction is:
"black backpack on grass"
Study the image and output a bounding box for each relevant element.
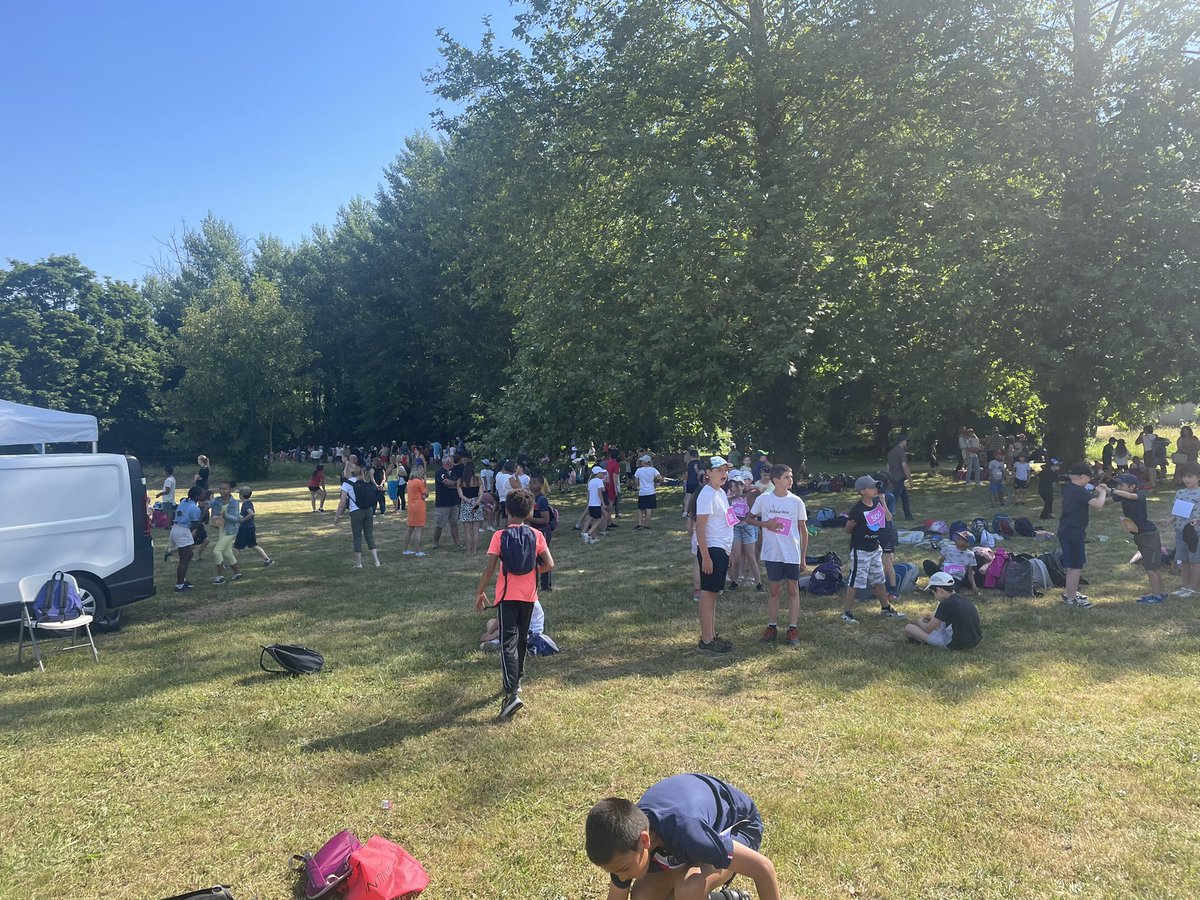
[1014,516,1036,537]
[260,644,325,676]
[1003,555,1039,597]
[1039,551,1067,588]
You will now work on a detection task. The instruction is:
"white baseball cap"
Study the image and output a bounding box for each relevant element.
[709,456,731,469]
[639,454,652,462]
[925,572,957,590]
[591,465,605,474]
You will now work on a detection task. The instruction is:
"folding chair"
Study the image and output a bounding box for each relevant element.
[17,573,100,672]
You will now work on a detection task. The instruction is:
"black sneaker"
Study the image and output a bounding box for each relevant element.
[174,583,192,593]
[880,606,907,619]
[754,582,765,593]
[840,610,859,624]
[697,636,734,655]
[727,581,739,592]
[499,693,524,719]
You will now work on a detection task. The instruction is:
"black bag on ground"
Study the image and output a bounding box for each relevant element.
[160,888,236,900]
[260,644,324,676]
[1003,556,1039,597]
[1039,551,1067,588]
[1014,516,1036,537]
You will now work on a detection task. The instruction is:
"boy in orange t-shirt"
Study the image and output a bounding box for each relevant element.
[475,488,555,718]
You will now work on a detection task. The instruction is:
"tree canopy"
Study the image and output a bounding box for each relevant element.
[4,1,1197,467]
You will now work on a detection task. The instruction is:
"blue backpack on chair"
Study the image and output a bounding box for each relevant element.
[32,571,84,623]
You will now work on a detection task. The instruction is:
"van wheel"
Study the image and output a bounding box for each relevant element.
[73,573,122,632]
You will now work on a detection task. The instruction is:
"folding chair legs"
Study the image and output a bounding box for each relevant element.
[17,616,46,672]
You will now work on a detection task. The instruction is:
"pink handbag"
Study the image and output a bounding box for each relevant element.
[291,830,363,899]
[345,836,429,900]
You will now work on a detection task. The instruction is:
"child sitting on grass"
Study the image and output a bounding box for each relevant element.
[921,530,979,594]
[474,488,554,719]
[904,572,983,650]
[585,773,780,900]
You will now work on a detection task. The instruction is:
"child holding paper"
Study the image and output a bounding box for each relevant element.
[745,464,808,646]
[1170,464,1200,596]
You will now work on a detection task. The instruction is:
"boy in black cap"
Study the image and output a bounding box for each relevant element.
[1110,473,1165,603]
[1058,464,1109,608]
[904,572,983,649]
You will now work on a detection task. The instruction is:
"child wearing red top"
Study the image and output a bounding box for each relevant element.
[475,488,555,719]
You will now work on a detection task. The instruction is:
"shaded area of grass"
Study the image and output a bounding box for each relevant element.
[2,466,1199,898]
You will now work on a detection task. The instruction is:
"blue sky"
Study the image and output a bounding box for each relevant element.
[0,0,518,283]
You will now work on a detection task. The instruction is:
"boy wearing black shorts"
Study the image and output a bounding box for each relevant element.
[585,773,780,900]
[694,457,734,654]
[1058,464,1109,608]
[1111,473,1165,603]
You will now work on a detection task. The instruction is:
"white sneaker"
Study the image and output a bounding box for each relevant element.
[414,551,426,557]
[212,576,225,584]
[403,550,415,556]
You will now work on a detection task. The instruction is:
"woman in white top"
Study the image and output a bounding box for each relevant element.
[332,463,381,569]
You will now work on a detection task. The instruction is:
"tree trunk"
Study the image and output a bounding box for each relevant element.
[1040,383,1092,464]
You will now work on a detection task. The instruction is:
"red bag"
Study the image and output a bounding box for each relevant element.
[345,836,429,900]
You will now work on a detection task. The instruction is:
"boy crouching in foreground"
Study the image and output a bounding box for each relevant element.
[586,773,780,900]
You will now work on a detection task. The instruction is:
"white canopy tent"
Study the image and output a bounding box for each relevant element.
[0,399,99,451]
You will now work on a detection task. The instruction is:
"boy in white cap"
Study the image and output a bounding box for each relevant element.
[904,572,983,649]
[841,475,906,623]
[634,453,662,531]
[582,464,610,544]
[694,457,735,654]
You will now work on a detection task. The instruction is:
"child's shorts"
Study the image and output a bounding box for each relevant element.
[879,523,897,553]
[733,523,758,544]
[989,481,1004,495]
[1134,530,1163,569]
[848,548,885,590]
[1175,525,1200,564]
[588,505,603,519]
[764,561,801,582]
[1058,530,1086,569]
[925,622,953,648]
[233,528,257,550]
[637,494,658,510]
[1014,479,1028,489]
[697,547,730,593]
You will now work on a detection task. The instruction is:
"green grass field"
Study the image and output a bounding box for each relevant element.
[3,457,1199,899]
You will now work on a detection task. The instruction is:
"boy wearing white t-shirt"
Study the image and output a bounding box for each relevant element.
[694,457,735,654]
[634,454,662,531]
[745,464,808,646]
[582,465,609,544]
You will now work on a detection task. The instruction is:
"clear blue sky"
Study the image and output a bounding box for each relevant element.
[0,0,518,283]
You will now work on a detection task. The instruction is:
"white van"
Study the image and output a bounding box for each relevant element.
[0,453,156,627]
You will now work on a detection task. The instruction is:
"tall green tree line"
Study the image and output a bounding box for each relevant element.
[3,1,1196,469]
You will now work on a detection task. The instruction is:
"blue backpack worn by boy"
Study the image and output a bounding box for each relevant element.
[33,571,85,623]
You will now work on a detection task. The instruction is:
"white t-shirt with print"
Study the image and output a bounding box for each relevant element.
[635,466,660,496]
[750,491,807,563]
[696,484,733,552]
[587,476,606,507]
[162,475,176,504]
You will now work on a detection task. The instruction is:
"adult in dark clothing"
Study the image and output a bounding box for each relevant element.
[1057,463,1109,608]
[905,572,983,649]
[1037,458,1065,519]
[887,435,913,520]
[371,458,388,515]
[432,454,462,550]
[1101,438,1116,473]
